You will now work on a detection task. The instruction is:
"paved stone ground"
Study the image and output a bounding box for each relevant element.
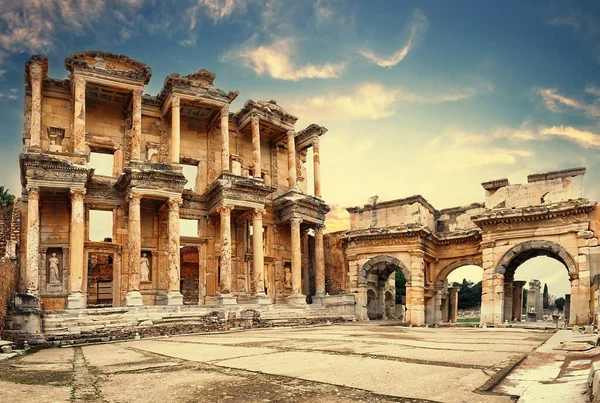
[0,323,553,402]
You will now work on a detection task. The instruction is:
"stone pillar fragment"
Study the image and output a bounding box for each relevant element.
[25,186,40,295]
[313,138,321,197]
[287,130,297,189]
[166,198,183,305]
[217,205,236,305]
[170,96,180,164]
[503,281,513,322]
[408,252,425,325]
[449,286,459,323]
[512,280,526,321]
[125,193,143,306]
[73,76,86,154]
[564,294,571,325]
[131,88,143,160]
[221,105,230,172]
[251,209,270,304]
[288,218,306,305]
[313,225,326,304]
[67,188,86,308]
[301,229,310,296]
[29,62,42,149]
[251,115,261,178]
[196,159,207,193]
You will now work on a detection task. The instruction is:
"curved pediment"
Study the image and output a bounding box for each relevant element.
[65,51,152,84]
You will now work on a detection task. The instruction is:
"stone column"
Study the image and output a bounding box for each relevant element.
[313,138,321,197]
[301,229,310,296]
[408,252,425,326]
[449,286,459,323]
[288,217,306,305]
[67,188,86,308]
[251,209,270,304]
[196,159,207,193]
[251,115,261,178]
[287,130,297,189]
[564,294,571,325]
[125,193,143,306]
[29,62,42,149]
[170,96,180,164]
[25,186,40,295]
[313,224,326,304]
[217,204,236,305]
[73,76,86,154]
[221,105,230,173]
[512,280,526,321]
[131,88,143,160]
[166,198,183,305]
[503,281,513,322]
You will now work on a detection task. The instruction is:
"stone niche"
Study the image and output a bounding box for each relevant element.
[140,250,152,283]
[40,247,67,295]
[47,127,65,152]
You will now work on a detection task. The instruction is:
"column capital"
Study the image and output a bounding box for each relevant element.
[287,130,295,138]
[290,217,302,228]
[26,186,40,200]
[251,114,259,126]
[171,96,180,108]
[221,104,230,116]
[73,75,86,87]
[315,224,325,232]
[69,188,86,202]
[167,197,182,210]
[312,137,320,148]
[252,208,265,219]
[217,204,234,215]
[409,249,425,258]
[128,192,142,205]
[133,88,143,98]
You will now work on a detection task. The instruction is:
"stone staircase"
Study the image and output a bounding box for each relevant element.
[35,304,355,346]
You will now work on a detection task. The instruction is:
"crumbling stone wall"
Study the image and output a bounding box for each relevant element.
[0,258,19,330]
[324,231,346,294]
[0,205,13,256]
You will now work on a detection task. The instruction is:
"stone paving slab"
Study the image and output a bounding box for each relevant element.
[129,340,276,362]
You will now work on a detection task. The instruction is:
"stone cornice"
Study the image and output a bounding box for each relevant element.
[344,225,481,245]
[347,194,437,217]
[204,173,274,213]
[157,70,237,105]
[235,99,298,133]
[19,153,92,188]
[295,124,328,150]
[527,167,586,183]
[471,199,596,227]
[64,51,152,84]
[274,190,330,225]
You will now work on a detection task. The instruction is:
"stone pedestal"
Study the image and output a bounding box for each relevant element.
[67,292,86,310]
[166,291,184,306]
[311,294,324,305]
[287,293,307,305]
[216,293,238,306]
[125,290,143,306]
[250,293,272,305]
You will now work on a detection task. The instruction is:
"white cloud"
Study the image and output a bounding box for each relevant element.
[539,125,600,148]
[539,87,600,118]
[358,9,428,68]
[221,37,345,80]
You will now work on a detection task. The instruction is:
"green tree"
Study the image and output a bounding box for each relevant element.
[554,297,565,311]
[0,186,15,207]
[543,283,549,309]
[395,270,406,304]
[451,279,482,309]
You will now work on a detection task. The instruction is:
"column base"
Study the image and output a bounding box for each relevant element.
[216,293,238,306]
[125,290,144,306]
[250,293,272,305]
[166,291,184,305]
[311,294,325,305]
[287,293,307,305]
[67,292,87,309]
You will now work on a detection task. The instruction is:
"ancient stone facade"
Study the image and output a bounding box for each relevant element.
[12,52,331,320]
[326,168,600,326]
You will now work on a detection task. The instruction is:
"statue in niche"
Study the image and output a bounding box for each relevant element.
[48,253,61,284]
[284,265,292,288]
[140,253,151,282]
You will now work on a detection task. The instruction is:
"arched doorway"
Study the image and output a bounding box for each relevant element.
[488,240,583,325]
[435,260,483,324]
[358,256,411,322]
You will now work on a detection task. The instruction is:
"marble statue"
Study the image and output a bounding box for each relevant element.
[48,253,60,284]
[141,253,150,282]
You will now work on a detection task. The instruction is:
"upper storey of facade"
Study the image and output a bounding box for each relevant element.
[20,51,328,224]
[345,167,593,242]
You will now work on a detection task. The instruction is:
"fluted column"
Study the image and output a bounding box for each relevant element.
[131,88,143,160]
[221,105,230,172]
[217,204,236,305]
[67,188,86,308]
[73,76,86,154]
[170,96,180,164]
[29,63,42,149]
[287,130,297,189]
[449,286,459,323]
[251,115,261,178]
[125,193,143,306]
[25,186,40,295]
[166,198,184,305]
[313,138,321,197]
[251,209,270,304]
[314,225,325,300]
[288,217,306,305]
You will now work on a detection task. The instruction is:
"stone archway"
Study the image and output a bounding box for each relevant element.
[357,255,412,322]
[483,240,584,325]
[434,257,483,324]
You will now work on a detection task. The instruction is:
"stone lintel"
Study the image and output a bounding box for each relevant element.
[274,190,330,225]
[65,51,152,84]
[527,167,586,183]
[204,173,272,214]
[19,152,92,189]
[235,99,297,134]
[481,178,509,191]
[346,194,437,217]
[295,124,328,150]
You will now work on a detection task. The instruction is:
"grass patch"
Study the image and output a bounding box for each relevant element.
[457,318,480,323]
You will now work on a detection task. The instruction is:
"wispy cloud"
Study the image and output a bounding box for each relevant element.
[538,87,600,118]
[0,88,18,100]
[358,9,428,68]
[539,125,600,148]
[221,37,345,80]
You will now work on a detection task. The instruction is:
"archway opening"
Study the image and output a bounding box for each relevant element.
[445,265,483,323]
[511,256,571,323]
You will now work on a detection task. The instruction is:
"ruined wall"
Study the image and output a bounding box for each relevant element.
[0,258,19,331]
[349,199,436,231]
[0,205,13,256]
[437,203,485,233]
[324,231,347,294]
[40,93,72,152]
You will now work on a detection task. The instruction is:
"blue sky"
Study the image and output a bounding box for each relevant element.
[1,0,599,295]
